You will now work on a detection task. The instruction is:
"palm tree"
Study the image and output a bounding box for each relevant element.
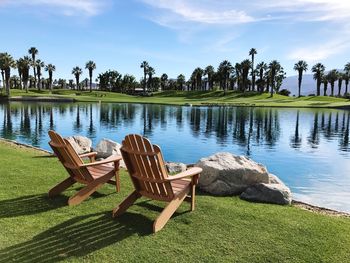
[176,74,186,91]
[241,59,252,92]
[344,73,350,96]
[256,62,267,92]
[311,63,325,96]
[192,67,204,91]
[338,73,344,97]
[327,69,339,96]
[293,60,308,97]
[85,60,96,92]
[20,56,31,93]
[45,64,56,92]
[0,53,16,96]
[204,65,215,90]
[140,61,149,93]
[344,62,350,95]
[72,66,82,91]
[249,48,257,91]
[10,75,20,89]
[160,73,168,90]
[268,60,282,97]
[147,66,155,92]
[36,59,45,91]
[234,63,242,90]
[322,75,328,96]
[217,60,233,95]
[16,58,24,90]
[28,47,38,89]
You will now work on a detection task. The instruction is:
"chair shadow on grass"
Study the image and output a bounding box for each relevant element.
[0,194,66,218]
[0,211,152,263]
[0,191,111,219]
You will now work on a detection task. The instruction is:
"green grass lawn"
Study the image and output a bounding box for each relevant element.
[0,141,349,262]
[5,89,350,108]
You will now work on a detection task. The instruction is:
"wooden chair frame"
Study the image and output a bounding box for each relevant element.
[112,134,202,232]
[48,130,122,206]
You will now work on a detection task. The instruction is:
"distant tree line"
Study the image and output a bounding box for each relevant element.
[1,47,349,97]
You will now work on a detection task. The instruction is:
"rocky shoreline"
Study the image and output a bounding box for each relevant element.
[1,137,349,217]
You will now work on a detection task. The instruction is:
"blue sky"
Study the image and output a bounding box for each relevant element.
[0,0,349,81]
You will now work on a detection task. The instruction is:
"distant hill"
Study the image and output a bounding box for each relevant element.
[282,71,344,96]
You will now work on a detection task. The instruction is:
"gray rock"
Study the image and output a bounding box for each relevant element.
[240,183,292,205]
[94,139,125,168]
[95,139,121,158]
[268,173,285,185]
[66,135,92,154]
[166,162,187,174]
[196,152,269,195]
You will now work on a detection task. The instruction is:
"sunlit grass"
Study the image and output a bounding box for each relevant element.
[0,140,349,262]
[7,88,350,108]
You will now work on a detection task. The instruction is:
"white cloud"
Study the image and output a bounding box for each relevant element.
[287,40,350,62]
[141,0,255,26]
[140,0,350,59]
[0,0,109,16]
[140,0,350,26]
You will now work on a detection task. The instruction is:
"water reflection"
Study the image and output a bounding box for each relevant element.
[1,102,350,153]
[1,102,350,212]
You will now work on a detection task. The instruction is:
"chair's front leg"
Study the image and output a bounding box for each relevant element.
[114,161,120,192]
[190,174,200,211]
[48,177,76,197]
[112,190,141,217]
[88,155,95,162]
[153,190,187,233]
[68,173,112,206]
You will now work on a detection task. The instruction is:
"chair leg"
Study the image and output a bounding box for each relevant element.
[153,190,187,233]
[115,170,120,193]
[191,184,196,211]
[68,174,112,206]
[48,177,76,197]
[112,190,141,218]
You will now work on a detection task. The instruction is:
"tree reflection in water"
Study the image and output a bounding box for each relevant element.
[0,102,349,154]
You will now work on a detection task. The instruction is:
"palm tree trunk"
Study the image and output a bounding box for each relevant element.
[331,83,334,96]
[143,70,147,93]
[298,74,302,97]
[316,78,320,96]
[1,70,5,91]
[252,56,255,91]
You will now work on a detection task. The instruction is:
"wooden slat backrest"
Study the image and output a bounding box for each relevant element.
[48,130,93,182]
[121,134,174,201]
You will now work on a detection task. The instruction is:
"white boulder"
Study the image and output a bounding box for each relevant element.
[240,183,292,205]
[195,152,270,195]
[166,162,187,174]
[66,135,92,154]
[94,139,125,167]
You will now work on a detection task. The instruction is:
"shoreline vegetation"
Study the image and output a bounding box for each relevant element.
[2,89,350,109]
[2,47,350,102]
[1,138,349,218]
[0,139,349,262]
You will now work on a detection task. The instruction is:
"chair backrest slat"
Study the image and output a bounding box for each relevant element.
[121,134,174,201]
[48,130,92,182]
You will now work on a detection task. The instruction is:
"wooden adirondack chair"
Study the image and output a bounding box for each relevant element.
[48,130,122,206]
[112,134,202,233]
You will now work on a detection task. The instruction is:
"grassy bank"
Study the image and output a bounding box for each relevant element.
[5,89,350,108]
[0,140,349,262]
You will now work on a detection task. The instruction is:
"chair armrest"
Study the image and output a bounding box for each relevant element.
[166,167,202,181]
[79,151,97,158]
[80,155,122,167]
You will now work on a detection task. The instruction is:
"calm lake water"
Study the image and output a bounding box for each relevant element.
[1,102,350,213]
